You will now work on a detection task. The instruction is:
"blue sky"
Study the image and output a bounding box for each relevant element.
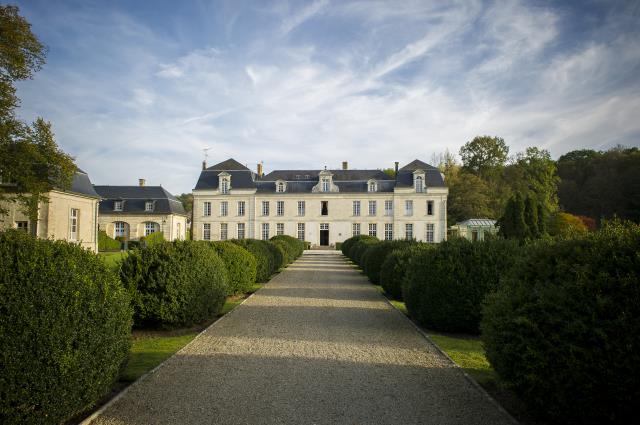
[13,0,640,194]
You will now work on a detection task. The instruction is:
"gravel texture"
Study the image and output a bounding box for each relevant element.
[89,251,516,425]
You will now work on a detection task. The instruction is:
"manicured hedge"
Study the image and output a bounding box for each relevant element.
[380,244,432,300]
[403,238,520,333]
[120,240,228,328]
[98,230,121,251]
[208,241,257,294]
[141,231,165,247]
[481,222,640,424]
[269,239,289,268]
[231,239,279,282]
[271,235,305,261]
[351,237,380,266]
[341,235,376,258]
[363,240,415,284]
[0,230,132,424]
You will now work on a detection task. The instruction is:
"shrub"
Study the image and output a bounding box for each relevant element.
[0,231,132,424]
[269,239,290,267]
[143,231,165,247]
[403,238,520,333]
[548,211,588,238]
[363,240,415,284]
[208,241,257,294]
[335,242,342,251]
[351,237,380,266]
[98,230,121,251]
[270,235,304,262]
[120,240,228,328]
[231,239,277,282]
[341,235,376,258]
[481,222,640,424]
[380,244,432,300]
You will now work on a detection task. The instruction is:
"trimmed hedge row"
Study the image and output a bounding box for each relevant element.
[341,234,375,258]
[363,240,416,284]
[271,235,305,262]
[481,223,640,424]
[98,230,121,251]
[232,239,281,281]
[0,231,132,424]
[207,241,257,295]
[380,244,432,300]
[120,240,228,328]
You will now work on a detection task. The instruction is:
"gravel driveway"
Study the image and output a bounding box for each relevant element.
[88,251,515,425]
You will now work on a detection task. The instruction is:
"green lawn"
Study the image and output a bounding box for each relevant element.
[428,333,496,384]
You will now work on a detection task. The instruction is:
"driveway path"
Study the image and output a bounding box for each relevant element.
[90,251,515,425]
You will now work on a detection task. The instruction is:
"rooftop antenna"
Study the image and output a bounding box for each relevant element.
[203,147,211,162]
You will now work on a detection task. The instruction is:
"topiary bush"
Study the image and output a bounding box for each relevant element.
[207,241,257,294]
[0,230,132,424]
[379,244,432,300]
[98,230,121,251]
[481,222,640,425]
[351,237,380,267]
[270,235,305,260]
[363,240,415,284]
[269,239,290,268]
[341,235,376,258]
[403,238,521,333]
[120,240,228,328]
[231,239,277,282]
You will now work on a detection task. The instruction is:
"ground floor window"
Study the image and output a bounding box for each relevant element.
[405,223,413,240]
[262,223,269,240]
[203,223,211,241]
[144,222,159,236]
[368,223,377,238]
[237,223,245,239]
[352,223,360,236]
[176,222,181,240]
[297,223,305,241]
[426,223,434,243]
[220,223,228,240]
[69,208,79,241]
[385,223,393,240]
[277,223,284,235]
[114,221,127,237]
[15,221,28,232]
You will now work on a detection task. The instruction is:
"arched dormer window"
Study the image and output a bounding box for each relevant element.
[321,177,330,192]
[413,171,425,193]
[218,172,230,194]
[276,180,286,193]
[368,180,377,192]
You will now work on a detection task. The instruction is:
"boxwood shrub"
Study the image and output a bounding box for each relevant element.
[481,222,640,424]
[351,237,380,266]
[363,240,415,284]
[271,235,305,260]
[231,239,278,282]
[98,230,121,251]
[341,235,376,259]
[143,231,165,247]
[208,241,257,294]
[379,244,432,300]
[269,239,289,268]
[120,240,228,328]
[403,238,520,333]
[0,230,132,424]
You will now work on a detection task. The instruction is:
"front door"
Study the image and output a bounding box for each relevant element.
[320,223,329,246]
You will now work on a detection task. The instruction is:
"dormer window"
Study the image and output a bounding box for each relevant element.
[321,178,330,192]
[368,180,377,192]
[145,201,154,212]
[114,200,123,211]
[276,181,286,193]
[415,175,425,193]
[218,172,231,194]
[221,179,229,194]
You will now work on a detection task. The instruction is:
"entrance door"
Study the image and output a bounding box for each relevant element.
[320,223,329,246]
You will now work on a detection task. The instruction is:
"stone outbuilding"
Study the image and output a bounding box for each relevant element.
[449,218,498,241]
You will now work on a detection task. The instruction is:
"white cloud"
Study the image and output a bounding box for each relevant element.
[280,0,329,36]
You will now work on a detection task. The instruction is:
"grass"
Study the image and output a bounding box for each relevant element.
[98,251,129,271]
[427,333,496,384]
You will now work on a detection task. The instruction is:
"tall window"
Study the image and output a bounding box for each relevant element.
[261,223,269,240]
[297,223,305,241]
[415,175,424,192]
[368,223,377,238]
[220,201,228,217]
[384,223,393,241]
[176,222,181,240]
[385,200,393,216]
[297,201,305,216]
[15,221,28,232]
[368,181,376,192]
[426,223,434,243]
[114,221,126,237]
[368,200,376,216]
[237,201,245,216]
[203,202,211,217]
[352,223,361,236]
[220,223,228,240]
[321,201,328,216]
[321,178,330,192]
[237,223,245,239]
[114,200,123,211]
[405,200,413,216]
[405,223,413,240]
[277,182,285,193]
[69,209,79,241]
[203,223,211,240]
[262,201,270,216]
[145,201,154,212]
[277,223,284,235]
[144,222,158,236]
[277,201,284,216]
[427,200,434,216]
[353,200,361,216]
[221,178,229,194]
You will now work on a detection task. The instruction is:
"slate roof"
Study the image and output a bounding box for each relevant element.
[93,185,186,215]
[206,158,250,171]
[66,169,100,198]
[396,159,445,188]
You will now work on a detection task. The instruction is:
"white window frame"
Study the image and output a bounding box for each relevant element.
[352,223,361,237]
[384,200,393,216]
[276,200,284,216]
[427,200,434,216]
[276,223,284,236]
[261,223,269,240]
[405,200,413,216]
[276,181,285,193]
[321,178,330,192]
[262,201,270,216]
[144,222,158,236]
[237,201,245,216]
[114,200,123,211]
[368,181,377,192]
[220,201,228,217]
[220,223,228,241]
[203,201,211,217]
[426,223,434,243]
[384,223,393,241]
[203,223,211,241]
[297,201,305,216]
[237,223,245,239]
[176,222,181,240]
[145,201,154,212]
[368,223,377,237]
[114,221,126,238]
[297,223,305,241]
[16,221,28,232]
[221,178,229,194]
[353,200,361,216]
[368,200,376,216]
[405,223,413,240]
[415,175,424,193]
[69,209,79,241]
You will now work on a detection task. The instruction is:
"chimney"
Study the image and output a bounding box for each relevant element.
[394,161,399,176]
[139,178,146,187]
[342,161,348,170]
[257,162,263,177]
[202,160,207,170]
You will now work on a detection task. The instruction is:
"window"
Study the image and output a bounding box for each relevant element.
[237,201,245,216]
[176,222,181,240]
[297,201,305,216]
[321,178,330,192]
[472,229,479,242]
[353,200,361,216]
[220,223,228,240]
[368,181,377,192]
[426,223,434,243]
[203,202,211,217]
[352,223,361,236]
[277,223,284,236]
[237,223,245,239]
[385,200,393,216]
[145,201,154,212]
[415,175,424,193]
[114,200,123,211]
[221,178,229,194]
[277,200,284,216]
[405,223,413,240]
[15,221,28,232]
[69,209,79,241]
[405,200,413,216]
[297,223,305,241]
[321,201,328,216]
[262,201,270,216]
[368,200,376,216]
[220,201,228,217]
[320,223,329,230]
[114,221,127,237]
[277,182,285,193]
[385,223,393,241]
[144,222,158,236]
[261,223,269,240]
[203,223,211,240]
[368,223,377,238]
[427,200,434,216]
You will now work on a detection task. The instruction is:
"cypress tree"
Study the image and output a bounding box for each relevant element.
[524,195,539,238]
[512,193,527,240]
